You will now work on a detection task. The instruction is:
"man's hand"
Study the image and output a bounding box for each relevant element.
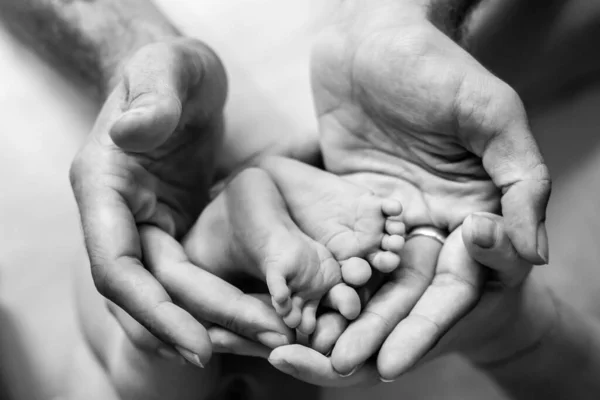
[312,0,551,263]
[70,39,292,366]
[268,214,551,386]
[307,0,550,376]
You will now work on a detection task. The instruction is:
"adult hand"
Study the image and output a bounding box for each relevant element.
[70,38,292,367]
[312,0,551,264]
[309,0,550,376]
[268,214,552,386]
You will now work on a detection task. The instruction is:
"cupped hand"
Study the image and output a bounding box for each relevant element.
[70,38,292,366]
[268,214,545,386]
[306,0,550,378]
[312,0,551,264]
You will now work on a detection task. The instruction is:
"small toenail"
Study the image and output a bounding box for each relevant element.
[379,377,396,383]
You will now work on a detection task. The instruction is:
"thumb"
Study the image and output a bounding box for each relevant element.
[457,73,551,266]
[109,39,225,153]
[462,212,532,287]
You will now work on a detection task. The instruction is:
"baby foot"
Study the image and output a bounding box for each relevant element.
[183,167,361,334]
[260,156,406,279]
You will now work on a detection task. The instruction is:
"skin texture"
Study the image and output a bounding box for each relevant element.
[0,0,299,365]
[182,165,363,333]
[0,0,178,98]
[313,0,550,261]
[2,0,562,397]
[275,0,551,378]
[268,214,548,386]
[70,39,294,366]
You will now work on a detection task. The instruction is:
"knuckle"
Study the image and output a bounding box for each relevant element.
[432,271,480,299]
[361,309,393,331]
[401,264,433,285]
[409,312,442,335]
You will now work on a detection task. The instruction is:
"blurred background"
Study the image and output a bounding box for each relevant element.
[1,0,600,399]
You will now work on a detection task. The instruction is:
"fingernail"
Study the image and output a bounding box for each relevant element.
[379,377,396,383]
[175,346,204,368]
[537,222,549,264]
[157,346,186,364]
[269,358,298,375]
[471,214,497,249]
[337,363,362,378]
[257,332,289,348]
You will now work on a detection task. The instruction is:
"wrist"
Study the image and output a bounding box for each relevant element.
[463,277,557,365]
[476,295,600,399]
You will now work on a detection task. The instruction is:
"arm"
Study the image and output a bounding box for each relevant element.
[268,214,600,400]
[0,0,178,99]
[0,0,293,369]
[476,292,600,399]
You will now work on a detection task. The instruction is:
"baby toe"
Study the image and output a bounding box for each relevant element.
[381,234,405,253]
[283,296,304,329]
[381,199,403,217]
[341,257,372,286]
[385,220,406,236]
[272,295,293,317]
[266,273,291,304]
[297,300,319,335]
[325,283,361,320]
[369,251,401,273]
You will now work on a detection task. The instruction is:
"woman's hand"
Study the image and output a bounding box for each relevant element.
[70,38,292,366]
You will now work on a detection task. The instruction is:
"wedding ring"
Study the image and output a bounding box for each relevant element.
[406,226,448,245]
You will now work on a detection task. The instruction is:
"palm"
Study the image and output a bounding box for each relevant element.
[123,118,221,235]
[312,20,499,231]
[82,47,227,238]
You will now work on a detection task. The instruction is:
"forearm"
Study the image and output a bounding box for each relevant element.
[477,293,600,399]
[0,0,179,99]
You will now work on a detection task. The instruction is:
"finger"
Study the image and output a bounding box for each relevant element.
[107,301,190,363]
[110,39,227,152]
[377,227,484,381]
[462,212,532,286]
[70,173,211,367]
[311,312,349,355]
[140,225,294,349]
[208,326,271,359]
[269,345,378,387]
[457,77,551,265]
[330,236,440,375]
[209,293,278,358]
